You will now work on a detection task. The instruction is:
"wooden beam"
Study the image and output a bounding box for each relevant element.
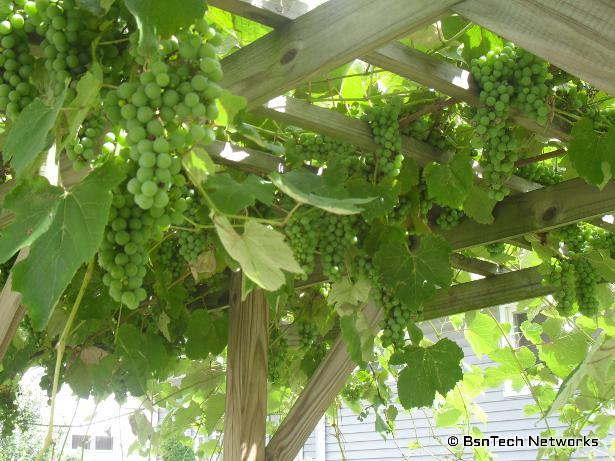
[452,0,615,96]
[362,43,571,141]
[265,301,382,461]
[224,273,269,461]
[267,265,554,460]
[256,96,539,193]
[220,0,458,108]
[443,179,615,250]
[210,0,572,142]
[209,0,328,28]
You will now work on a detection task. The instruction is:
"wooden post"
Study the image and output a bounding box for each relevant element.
[0,149,60,363]
[224,273,269,461]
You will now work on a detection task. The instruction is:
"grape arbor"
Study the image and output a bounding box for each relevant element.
[0,1,614,461]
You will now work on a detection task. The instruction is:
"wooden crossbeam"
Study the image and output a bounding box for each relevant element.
[266,265,551,460]
[224,274,269,461]
[256,96,539,192]
[362,43,571,141]
[453,0,615,96]
[210,0,328,27]
[210,0,571,142]
[443,179,615,250]
[220,0,459,108]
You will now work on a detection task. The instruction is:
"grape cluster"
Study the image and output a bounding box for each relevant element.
[67,114,113,170]
[297,319,319,349]
[572,257,599,316]
[589,228,615,258]
[364,99,404,179]
[156,238,186,281]
[470,45,552,201]
[98,183,152,309]
[177,195,207,263]
[515,162,563,186]
[285,211,319,276]
[546,258,576,316]
[485,242,506,258]
[553,224,589,254]
[375,283,421,348]
[435,207,464,230]
[404,112,454,152]
[0,2,36,118]
[319,213,358,280]
[268,326,289,384]
[286,133,358,171]
[389,193,412,224]
[511,48,551,124]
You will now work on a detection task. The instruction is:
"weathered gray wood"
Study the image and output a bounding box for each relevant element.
[453,0,615,96]
[209,0,328,27]
[255,96,447,166]
[443,179,615,250]
[220,0,458,108]
[224,274,268,461]
[256,96,539,193]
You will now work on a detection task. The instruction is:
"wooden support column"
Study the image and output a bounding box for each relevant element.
[224,273,269,461]
[265,301,381,461]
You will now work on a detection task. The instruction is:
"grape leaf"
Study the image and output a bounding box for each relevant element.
[207,173,274,214]
[78,0,115,15]
[185,309,228,359]
[327,278,371,307]
[270,169,374,215]
[396,338,464,409]
[339,308,375,367]
[125,0,206,55]
[214,215,303,291]
[116,324,169,396]
[216,89,247,128]
[63,67,103,146]
[568,118,615,187]
[373,235,452,308]
[0,178,63,264]
[585,250,615,282]
[182,147,218,186]
[485,346,536,390]
[464,311,504,358]
[424,152,474,208]
[4,92,66,177]
[539,329,589,378]
[546,333,614,417]
[463,184,496,224]
[12,162,125,329]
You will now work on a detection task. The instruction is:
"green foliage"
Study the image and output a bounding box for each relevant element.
[568,117,615,186]
[393,338,464,409]
[13,162,124,329]
[4,93,65,177]
[160,436,197,461]
[423,152,474,208]
[374,235,452,308]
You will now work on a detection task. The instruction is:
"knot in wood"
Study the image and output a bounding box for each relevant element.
[280,48,298,65]
[541,206,558,223]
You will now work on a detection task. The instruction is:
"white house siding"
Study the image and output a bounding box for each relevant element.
[302,317,611,461]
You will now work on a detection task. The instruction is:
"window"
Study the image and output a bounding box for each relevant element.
[71,435,91,450]
[95,435,114,451]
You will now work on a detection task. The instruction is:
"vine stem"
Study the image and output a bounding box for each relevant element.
[398,98,457,129]
[514,148,566,167]
[488,311,551,431]
[35,258,95,461]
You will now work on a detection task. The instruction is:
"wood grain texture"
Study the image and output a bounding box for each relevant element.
[220,0,458,108]
[255,97,447,166]
[224,273,268,461]
[265,301,381,461]
[0,249,29,362]
[453,0,615,95]
[209,0,328,27]
[442,179,615,250]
